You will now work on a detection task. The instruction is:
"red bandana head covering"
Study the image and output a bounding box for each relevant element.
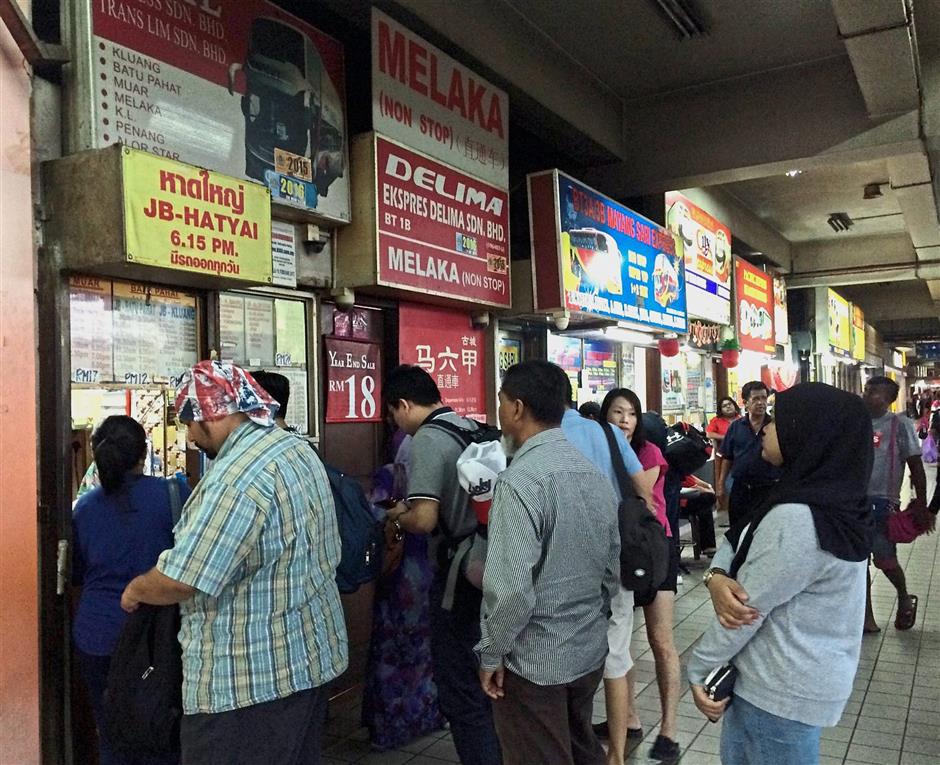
[175,360,278,426]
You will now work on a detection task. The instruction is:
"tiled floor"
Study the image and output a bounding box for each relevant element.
[323,471,940,765]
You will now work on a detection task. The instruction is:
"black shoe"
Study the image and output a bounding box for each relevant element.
[649,734,681,763]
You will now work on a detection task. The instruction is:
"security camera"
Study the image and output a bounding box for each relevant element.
[471,311,490,329]
[331,287,355,310]
[553,310,570,331]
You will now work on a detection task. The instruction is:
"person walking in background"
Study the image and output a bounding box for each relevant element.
[691,383,873,765]
[862,376,927,632]
[715,382,781,530]
[72,415,190,765]
[476,361,620,765]
[120,361,347,765]
[600,389,682,764]
[706,397,741,512]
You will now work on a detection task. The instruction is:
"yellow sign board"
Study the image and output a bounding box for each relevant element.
[827,288,851,358]
[122,148,272,283]
[851,304,865,361]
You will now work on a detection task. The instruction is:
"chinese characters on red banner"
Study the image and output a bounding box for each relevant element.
[399,303,485,419]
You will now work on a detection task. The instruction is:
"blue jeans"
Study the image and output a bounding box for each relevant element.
[429,574,502,765]
[720,696,821,765]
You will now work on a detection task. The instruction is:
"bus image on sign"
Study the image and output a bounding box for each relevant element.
[566,228,623,296]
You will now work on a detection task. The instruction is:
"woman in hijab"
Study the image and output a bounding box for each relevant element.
[687,383,873,765]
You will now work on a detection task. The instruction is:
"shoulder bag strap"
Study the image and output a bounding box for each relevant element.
[601,421,633,500]
[166,476,183,525]
[886,415,898,501]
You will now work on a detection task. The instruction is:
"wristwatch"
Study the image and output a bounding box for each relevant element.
[703,567,728,587]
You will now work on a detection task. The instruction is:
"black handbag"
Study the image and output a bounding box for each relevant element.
[665,422,711,475]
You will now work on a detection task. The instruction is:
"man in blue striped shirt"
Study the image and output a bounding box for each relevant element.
[476,361,620,765]
[121,362,347,765]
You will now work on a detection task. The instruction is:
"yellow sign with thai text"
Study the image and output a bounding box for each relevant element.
[122,148,272,283]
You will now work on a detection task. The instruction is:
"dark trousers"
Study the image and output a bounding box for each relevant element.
[180,686,328,765]
[75,648,179,765]
[429,575,503,765]
[681,491,718,551]
[492,665,606,765]
[729,481,774,532]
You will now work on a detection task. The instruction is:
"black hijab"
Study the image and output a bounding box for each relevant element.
[728,382,874,576]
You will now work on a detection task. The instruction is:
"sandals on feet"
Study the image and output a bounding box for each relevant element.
[895,594,918,631]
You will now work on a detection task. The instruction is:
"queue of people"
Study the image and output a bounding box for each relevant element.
[71,360,936,765]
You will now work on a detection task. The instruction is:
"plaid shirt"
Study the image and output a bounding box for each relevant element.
[158,422,347,714]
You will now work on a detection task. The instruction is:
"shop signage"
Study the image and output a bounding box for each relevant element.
[773,277,789,345]
[734,257,774,355]
[851,305,865,362]
[324,338,382,423]
[583,340,617,395]
[548,333,583,395]
[762,363,799,392]
[827,288,852,359]
[687,319,722,352]
[664,192,732,324]
[529,170,687,332]
[123,148,272,282]
[662,357,685,411]
[83,0,349,222]
[372,9,508,188]
[375,136,510,307]
[69,275,198,386]
[399,303,486,419]
[916,342,940,361]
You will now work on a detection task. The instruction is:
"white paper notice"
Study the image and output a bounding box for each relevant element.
[244,297,275,367]
[69,276,114,384]
[271,221,297,288]
[219,293,246,363]
[279,366,309,434]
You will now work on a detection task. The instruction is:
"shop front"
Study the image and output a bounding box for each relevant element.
[42,3,351,758]
[527,169,688,413]
[813,287,864,393]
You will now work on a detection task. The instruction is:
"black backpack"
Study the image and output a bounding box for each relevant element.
[664,422,711,475]
[601,422,671,607]
[102,477,184,758]
[319,458,384,594]
[420,418,502,610]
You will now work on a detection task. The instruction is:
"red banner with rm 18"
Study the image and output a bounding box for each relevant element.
[376,136,510,308]
[324,338,383,423]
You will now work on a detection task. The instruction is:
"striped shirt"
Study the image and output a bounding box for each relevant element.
[475,428,620,685]
[157,422,348,714]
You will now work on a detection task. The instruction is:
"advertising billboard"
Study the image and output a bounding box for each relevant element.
[734,257,774,355]
[324,338,382,423]
[80,0,350,223]
[773,276,789,345]
[375,136,510,307]
[664,192,732,324]
[372,9,508,188]
[528,170,687,333]
[827,288,852,358]
[851,305,866,362]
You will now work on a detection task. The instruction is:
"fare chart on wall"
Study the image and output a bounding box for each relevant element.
[85,0,350,222]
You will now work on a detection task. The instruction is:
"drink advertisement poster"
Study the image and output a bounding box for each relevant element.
[399,303,485,420]
[664,191,732,325]
[81,0,350,223]
[851,304,866,362]
[375,136,510,307]
[372,9,509,189]
[827,288,852,358]
[734,257,774,355]
[122,147,273,283]
[528,170,687,333]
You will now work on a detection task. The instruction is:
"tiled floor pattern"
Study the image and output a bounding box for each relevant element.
[323,481,940,764]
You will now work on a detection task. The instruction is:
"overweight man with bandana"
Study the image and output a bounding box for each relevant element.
[120,361,347,765]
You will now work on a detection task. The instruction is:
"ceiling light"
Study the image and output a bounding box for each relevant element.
[785,169,802,177]
[827,212,854,232]
[604,327,654,345]
[863,182,886,200]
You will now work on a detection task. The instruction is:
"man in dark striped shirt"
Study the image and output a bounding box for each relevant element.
[476,361,620,765]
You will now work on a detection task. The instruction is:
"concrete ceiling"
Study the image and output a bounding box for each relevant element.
[502,0,845,101]
[720,159,905,243]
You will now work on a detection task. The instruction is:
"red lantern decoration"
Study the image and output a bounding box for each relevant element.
[658,337,680,357]
[722,348,740,368]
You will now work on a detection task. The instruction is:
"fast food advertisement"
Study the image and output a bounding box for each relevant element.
[665,191,732,325]
[827,288,852,358]
[528,170,687,332]
[79,0,350,223]
[734,257,775,355]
